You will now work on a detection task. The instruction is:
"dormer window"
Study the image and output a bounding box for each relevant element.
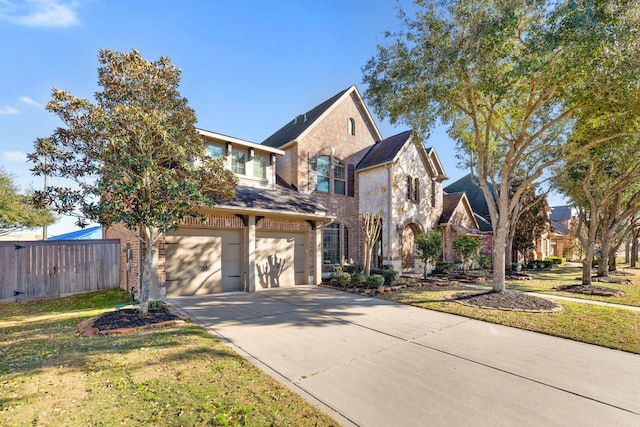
[348,118,355,136]
[207,145,224,159]
[232,149,246,175]
[253,154,267,179]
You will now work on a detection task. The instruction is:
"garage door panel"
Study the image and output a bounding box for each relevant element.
[256,232,305,289]
[165,230,240,296]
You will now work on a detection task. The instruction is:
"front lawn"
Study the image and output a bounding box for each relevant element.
[378,284,640,354]
[507,264,640,307]
[0,289,336,426]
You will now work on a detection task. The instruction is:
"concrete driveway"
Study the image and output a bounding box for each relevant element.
[169,286,640,427]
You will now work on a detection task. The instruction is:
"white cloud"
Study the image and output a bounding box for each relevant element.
[0,105,19,114]
[19,96,43,108]
[2,150,28,162]
[1,0,79,28]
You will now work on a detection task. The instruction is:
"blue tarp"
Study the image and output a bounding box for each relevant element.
[48,226,102,240]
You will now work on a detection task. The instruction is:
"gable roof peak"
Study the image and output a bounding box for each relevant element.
[261,85,380,148]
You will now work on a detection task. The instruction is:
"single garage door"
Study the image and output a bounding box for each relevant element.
[165,229,241,296]
[255,231,306,289]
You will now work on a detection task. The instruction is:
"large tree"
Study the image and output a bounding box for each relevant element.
[555,135,640,283]
[29,49,237,313]
[363,0,640,292]
[0,168,54,236]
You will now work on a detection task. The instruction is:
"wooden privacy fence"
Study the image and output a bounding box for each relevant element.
[0,239,120,302]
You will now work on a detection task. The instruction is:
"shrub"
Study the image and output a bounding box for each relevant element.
[342,264,362,275]
[350,272,367,286]
[434,261,452,274]
[510,262,522,272]
[478,256,492,270]
[366,274,385,288]
[332,272,351,289]
[547,256,566,265]
[542,260,554,269]
[370,267,399,285]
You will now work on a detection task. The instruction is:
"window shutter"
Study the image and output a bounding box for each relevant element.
[308,152,317,192]
[347,164,355,197]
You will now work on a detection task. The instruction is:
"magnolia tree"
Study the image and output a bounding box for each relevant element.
[30,49,237,313]
[363,0,640,292]
[415,232,442,278]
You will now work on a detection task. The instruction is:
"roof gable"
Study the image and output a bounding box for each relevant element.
[261,85,382,148]
[439,192,479,229]
[444,174,493,221]
[356,130,412,170]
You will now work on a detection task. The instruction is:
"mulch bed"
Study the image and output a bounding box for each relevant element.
[77,306,186,337]
[555,284,626,297]
[451,291,563,313]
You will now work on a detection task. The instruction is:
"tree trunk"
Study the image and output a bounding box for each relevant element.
[363,240,371,276]
[505,229,514,271]
[631,231,638,267]
[492,223,508,292]
[139,225,159,314]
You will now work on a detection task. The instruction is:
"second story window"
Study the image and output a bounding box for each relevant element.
[431,180,436,207]
[207,145,224,159]
[232,149,246,175]
[348,118,355,136]
[407,176,413,200]
[334,160,346,195]
[253,154,267,179]
[317,155,330,193]
[414,178,420,201]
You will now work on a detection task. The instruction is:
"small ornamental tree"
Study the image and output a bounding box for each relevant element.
[452,235,482,273]
[360,212,382,276]
[415,232,442,278]
[29,49,237,313]
[0,168,55,235]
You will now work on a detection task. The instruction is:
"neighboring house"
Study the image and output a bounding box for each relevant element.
[356,131,447,272]
[107,85,462,297]
[438,192,484,261]
[48,226,102,240]
[549,205,576,260]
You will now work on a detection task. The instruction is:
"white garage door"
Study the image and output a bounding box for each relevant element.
[165,229,241,296]
[255,232,306,289]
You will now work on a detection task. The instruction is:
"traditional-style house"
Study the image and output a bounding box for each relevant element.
[107,85,462,297]
[437,192,483,261]
[356,131,447,273]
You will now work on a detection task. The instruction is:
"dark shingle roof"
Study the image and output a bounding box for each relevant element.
[261,87,350,148]
[216,184,330,217]
[550,219,571,234]
[550,205,572,221]
[444,174,493,221]
[438,192,465,224]
[356,130,412,170]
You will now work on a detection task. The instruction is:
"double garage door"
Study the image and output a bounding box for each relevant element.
[165,228,305,296]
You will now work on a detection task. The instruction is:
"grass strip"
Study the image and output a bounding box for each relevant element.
[0,289,337,427]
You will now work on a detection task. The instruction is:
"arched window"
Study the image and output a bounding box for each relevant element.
[334,159,346,195]
[431,179,436,207]
[317,155,330,193]
[348,118,355,136]
[407,176,413,200]
[414,178,420,201]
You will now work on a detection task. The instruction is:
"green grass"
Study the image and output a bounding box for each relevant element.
[0,289,337,426]
[507,264,640,307]
[379,284,640,354]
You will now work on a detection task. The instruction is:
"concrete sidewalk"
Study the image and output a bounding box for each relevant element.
[169,286,640,427]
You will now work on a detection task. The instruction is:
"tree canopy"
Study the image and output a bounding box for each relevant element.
[0,169,55,236]
[29,49,237,312]
[363,0,640,291]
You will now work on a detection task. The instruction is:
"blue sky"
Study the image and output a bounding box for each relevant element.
[0,0,479,235]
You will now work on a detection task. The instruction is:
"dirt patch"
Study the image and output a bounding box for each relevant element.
[77,306,186,337]
[451,291,562,313]
[555,284,626,297]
